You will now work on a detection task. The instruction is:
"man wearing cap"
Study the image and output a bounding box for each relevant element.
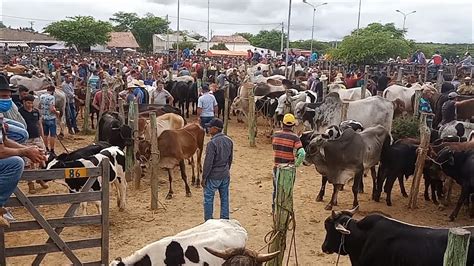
[0,75,46,227]
[271,114,306,211]
[0,77,29,143]
[457,77,473,95]
[197,84,218,133]
[151,80,173,105]
[440,92,461,129]
[201,118,233,221]
[39,84,60,154]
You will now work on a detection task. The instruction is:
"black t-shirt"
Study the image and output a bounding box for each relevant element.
[377,76,390,91]
[19,107,41,139]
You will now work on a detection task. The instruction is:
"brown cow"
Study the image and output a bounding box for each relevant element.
[137,113,185,140]
[456,98,474,122]
[137,123,204,199]
[4,64,27,75]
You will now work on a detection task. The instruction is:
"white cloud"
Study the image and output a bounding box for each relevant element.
[1,0,472,43]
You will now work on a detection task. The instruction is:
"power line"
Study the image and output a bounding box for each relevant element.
[167,15,280,26]
[0,14,56,22]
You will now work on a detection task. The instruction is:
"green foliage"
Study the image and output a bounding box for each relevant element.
[210,43,228,50]
[109,12,140,32]
[415,43,471,60]
[236,30,284,51]
[44,16,113,51]
[110,12,169,52]
[235,32,254,42]
[391,115,420,140]
[331,23,412,64]
[172,41,196,50]
[0,22,6,28]
[290,40,330,53]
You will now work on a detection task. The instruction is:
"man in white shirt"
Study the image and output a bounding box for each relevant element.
[197,84,217,133]
[151,80,173,105]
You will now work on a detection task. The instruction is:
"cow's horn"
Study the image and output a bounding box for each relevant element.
[331,210,341,219]
[347,205,359,216]
[204,247,237,260]
[335,223,351,235]
[256,251,280,263]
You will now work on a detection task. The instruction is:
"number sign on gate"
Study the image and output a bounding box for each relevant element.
[64,168,87,178]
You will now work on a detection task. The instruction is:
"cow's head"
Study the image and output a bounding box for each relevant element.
[322,206,359,255]
[322,125,341,140]
[111,124,134,147]
[339,120,364,132]
[136,140,152,164]
[294,102,306,120]
[205,247,280,266]
[434,147,455,167]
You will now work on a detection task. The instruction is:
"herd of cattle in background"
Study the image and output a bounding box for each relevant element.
[4,60,474,265]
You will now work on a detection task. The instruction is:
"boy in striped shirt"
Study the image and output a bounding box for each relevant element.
[271,113,306,210]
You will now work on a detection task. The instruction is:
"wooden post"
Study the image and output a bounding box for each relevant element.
[268,165,296,266]
[125,101,136,183]
[470,66,473,79]
[118,98,125,118]
[436,69,444,91]
[133,100,141,189]
[413,89,423,117]
[408,113,430,209]
[223,85,230,135]
[55,69,61,87]
[361,65,369,99]
[248,88,256,147]
[341,102,349,121]
[322,79,328,101]
[203,64,208,83]
[328,62,332,83]
[149,112,161,210]
[443,228,471,266]
[396,67,403,85]
[95,85,108,142]
[82,84,92,133]
[424,65,428,83]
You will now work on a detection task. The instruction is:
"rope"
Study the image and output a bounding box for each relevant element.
[336,218,352,266]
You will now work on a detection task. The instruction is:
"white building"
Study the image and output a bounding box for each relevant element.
[152,33,199,53]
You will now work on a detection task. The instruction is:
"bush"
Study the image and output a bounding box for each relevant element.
[391,115,419,140]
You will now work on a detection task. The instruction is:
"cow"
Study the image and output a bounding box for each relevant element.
[433,147,474,221]
[439,121,474,140]
[169,81,193,118]
[9,74,51,91]
[137,123,204,199]
[322,207,474,266]
[304,125,390,210]
[109,219,253,266]
[383,84,418,113]
[46,146,127,214]
[98,112,134,149]
[328,86,373,101]
[275,90,317,119]
[53,142,111,162]
[137,113,185,141]
[312,93,395,134]
[4,65,28,75]
[456,97,474,122]
[294,102,320,130]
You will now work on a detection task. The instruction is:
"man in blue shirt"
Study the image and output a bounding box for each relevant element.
[202,118,233,221]
[197,84,217,133]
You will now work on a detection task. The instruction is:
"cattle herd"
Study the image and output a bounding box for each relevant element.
[5,60,474,265]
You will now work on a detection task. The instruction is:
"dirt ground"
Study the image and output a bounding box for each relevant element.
[4,116,474,265]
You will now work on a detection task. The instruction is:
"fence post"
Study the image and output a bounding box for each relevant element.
[408,113,430,209]
[248,88,256,147]
[133,100,141,189]
[149,112,161,210]
[341,102,349,121]
[82,85,92,134]
[268,165,296,266]
[436,69,444,91]
[118,98,125,118]
[361,65,369,99]
[443,228,471,266]
[125,101,136,183]
[424,65,428,83]
[328,62,332,82]
[223,85,230,135]
[396,67,404,85]
[413,89,423,117]
[95,85,108,142]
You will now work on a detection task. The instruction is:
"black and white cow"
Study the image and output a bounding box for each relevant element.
[98,112,134,149]
[322,207,474,266]
[109,219,254,266]
[47,146,127,215]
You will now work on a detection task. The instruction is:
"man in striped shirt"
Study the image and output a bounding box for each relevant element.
[271,113,306,210]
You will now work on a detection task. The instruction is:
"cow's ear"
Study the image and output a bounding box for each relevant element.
[335,223,351,235]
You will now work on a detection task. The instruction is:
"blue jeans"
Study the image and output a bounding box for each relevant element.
[5,118,28,144]
[43,119,57,137]
[203,177,230,221]
[0,156,24,206]
[200,116,214,133]
[66,103,78,129]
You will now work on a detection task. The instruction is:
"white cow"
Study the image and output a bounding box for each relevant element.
[383,85,418,113]
[110,219,248,266]
[313,93,395,134]
[10,75,51,91]
[328,86,373,101]
[275,89,317,117]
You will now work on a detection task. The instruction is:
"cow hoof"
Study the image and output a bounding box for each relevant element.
[186,192,192,197]
[449,215,456,222]
[166,194,173,200]
[324,204,333,210]
[119,207,125,212]
[358,189,364,193]
[316,196,324,202]
[402,192,408,198]
[433,200,439,205]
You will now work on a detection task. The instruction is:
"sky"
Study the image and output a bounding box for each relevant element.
[1,0,473,44]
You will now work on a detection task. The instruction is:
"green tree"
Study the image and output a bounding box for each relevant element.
[290,40,330,53]
[235,32,254,42]
[331,23,412,64]
[44,16,112,51]
[249,30,284,51]
[172,41,196,51]
[210,43,228,50]
[109,12,140,32]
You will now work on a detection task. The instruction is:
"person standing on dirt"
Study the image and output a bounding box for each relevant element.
[201,118,233,221]
[271,114,305,211]
[39,84,60,155]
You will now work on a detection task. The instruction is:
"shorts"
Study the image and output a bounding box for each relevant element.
[43,119,57,137]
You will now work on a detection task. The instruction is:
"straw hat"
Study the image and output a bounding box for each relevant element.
[319,74,328,81]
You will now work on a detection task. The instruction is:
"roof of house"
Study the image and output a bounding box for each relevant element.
[0,28,57,42]
[210,35,250,44]
[107,32,140,48]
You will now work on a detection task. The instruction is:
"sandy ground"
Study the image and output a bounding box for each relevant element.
[4,116,474,265]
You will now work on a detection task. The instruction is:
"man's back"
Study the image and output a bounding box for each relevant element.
[204,133,233,180]
[272,130,302,165]
[39,94,55,120]
[198,93,217,117]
